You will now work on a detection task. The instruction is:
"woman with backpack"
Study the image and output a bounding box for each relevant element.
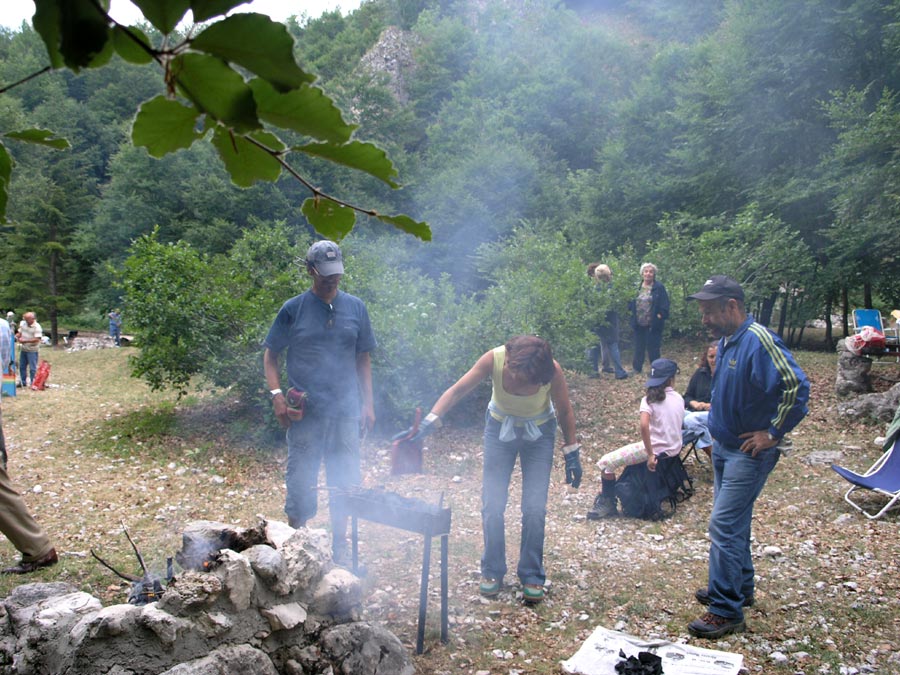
[587,358,684,519]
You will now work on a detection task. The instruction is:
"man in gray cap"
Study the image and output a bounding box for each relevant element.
[263,240,376,565]
[686,275,809,638]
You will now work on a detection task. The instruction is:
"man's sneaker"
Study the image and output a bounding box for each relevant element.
[479,577,501,598]
[694,588,754,607]
[688,612,746,639]
[522,584,544,605]
[586,494,616,520]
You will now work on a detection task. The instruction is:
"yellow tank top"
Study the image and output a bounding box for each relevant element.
[488,346,553,420]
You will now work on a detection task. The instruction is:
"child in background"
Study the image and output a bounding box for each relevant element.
[587,358,684,519]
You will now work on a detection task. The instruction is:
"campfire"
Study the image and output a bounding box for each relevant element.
[0,518,416,674]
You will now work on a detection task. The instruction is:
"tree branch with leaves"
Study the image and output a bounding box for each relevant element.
[0,0,428,241]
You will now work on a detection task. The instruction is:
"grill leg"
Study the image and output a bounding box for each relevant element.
[416,532,432,655]
[440,533,448,644]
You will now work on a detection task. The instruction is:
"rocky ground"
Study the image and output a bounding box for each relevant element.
[0,342,898,674]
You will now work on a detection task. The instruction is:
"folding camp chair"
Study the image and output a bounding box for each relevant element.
[831,437,900,520]
[852,308,885,333]
[851,308,900,362]
[681,428,705,466]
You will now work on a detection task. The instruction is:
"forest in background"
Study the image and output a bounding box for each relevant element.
[1,0,899,430]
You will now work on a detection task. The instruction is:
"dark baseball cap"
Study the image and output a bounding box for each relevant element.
[646,358,678,387]
[687,275,744,302]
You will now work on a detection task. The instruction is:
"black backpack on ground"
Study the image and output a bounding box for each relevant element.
[615,454,694,520]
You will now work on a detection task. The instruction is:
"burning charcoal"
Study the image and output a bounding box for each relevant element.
[175,519,269,571]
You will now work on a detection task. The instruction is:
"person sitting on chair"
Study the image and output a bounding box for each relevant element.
[683,342,717,458]
[587,358,684,519]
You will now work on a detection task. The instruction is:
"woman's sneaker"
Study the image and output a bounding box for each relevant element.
[522,584,545,605]
[479,577,501,598]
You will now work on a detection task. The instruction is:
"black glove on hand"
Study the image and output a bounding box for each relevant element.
[391,412,441,443]
[563,444,582,488]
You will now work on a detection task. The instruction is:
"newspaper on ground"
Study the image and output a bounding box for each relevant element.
[561,626,743,675]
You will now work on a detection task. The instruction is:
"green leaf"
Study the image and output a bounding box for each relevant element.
[0,143,11,223]
[112,25,154,64]
[131,0,190,34]
[191,14,315,92]
[211,128,284,187]
[32,0,63,68]
[249,79,355,144]
[376,213,431,241]
[191,0,249,22]
[295,141,400,188]
[35,0,111,71]
[87,30,115,68]
[4,129,71,150]
[171,53,260,133]
[301,197,356,240]
[132,96,204,157]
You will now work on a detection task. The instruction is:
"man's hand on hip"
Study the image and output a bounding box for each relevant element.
[738,430,778,457]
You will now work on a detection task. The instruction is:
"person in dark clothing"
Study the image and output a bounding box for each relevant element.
[684,342,717,412]
[682,342,717,456]
[586,263,628,380]
[628,263,669,373]
[263,240,376,566]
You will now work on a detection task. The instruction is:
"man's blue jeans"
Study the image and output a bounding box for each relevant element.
[19,351,37,386]
[481,412,556,586]
[707,440,781,620]
[285,414,360,533]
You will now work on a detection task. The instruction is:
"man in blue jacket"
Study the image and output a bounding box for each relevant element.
[687,275,809,639]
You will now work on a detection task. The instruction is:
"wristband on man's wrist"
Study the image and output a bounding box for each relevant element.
[269,388,283,399]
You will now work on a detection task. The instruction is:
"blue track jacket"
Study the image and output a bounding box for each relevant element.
[708,316,809,448]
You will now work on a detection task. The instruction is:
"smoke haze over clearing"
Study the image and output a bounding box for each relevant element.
[0,0,363,30]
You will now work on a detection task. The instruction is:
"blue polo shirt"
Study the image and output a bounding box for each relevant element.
[264,290,376,418]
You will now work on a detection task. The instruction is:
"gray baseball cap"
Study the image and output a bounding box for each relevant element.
[306,240,344,276]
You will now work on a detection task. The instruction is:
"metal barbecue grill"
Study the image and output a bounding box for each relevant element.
[338,487,451,654]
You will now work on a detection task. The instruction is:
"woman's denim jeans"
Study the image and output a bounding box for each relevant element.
[707,440,781,620]
[683,411,712,448]
[481,412,556,586]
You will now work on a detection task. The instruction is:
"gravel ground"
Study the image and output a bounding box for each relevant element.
[0,343,898,674]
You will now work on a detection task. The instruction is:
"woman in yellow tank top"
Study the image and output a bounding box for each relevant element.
[395,335,581,605]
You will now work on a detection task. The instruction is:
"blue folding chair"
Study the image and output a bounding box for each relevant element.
[831,436,900,520]
[852,308,885,333]
[851,308,900,362]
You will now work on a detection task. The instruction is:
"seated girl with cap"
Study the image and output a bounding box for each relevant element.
[587,358,684,519]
